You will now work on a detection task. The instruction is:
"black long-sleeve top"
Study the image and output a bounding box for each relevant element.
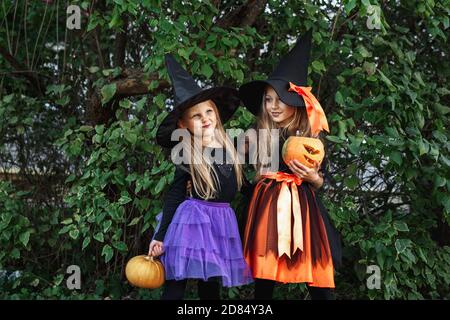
[153,146,243,241]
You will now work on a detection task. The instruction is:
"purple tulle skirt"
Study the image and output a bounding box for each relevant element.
[154,198,253,287]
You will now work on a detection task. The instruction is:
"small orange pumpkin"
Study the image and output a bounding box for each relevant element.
[125,255,165,289]
[282,132,325,168]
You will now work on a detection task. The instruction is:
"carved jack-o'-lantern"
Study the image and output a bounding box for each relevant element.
[125,255,165,289]
[282,133,325,168]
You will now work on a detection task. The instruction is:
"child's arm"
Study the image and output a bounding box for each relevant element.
[152,165,190,242]
[288,159,324,191]
[310,156,329,191]
[310,172,324,191]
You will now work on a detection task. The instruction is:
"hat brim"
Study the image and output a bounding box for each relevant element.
[156,87,240,148]
[239,79,305,115]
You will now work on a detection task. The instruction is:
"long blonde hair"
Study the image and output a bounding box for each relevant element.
[254,87,318,178]
[180,100,243,200]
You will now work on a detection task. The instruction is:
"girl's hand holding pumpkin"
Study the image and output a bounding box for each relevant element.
[148,240,164,257]
[288,160,323,189]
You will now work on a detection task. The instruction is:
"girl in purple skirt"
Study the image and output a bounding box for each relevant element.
[148,54,253,300]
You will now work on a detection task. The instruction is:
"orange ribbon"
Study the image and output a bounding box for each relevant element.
[288,82,329,136]
[261,172,304,258]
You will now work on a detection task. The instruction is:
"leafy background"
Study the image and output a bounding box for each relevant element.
[0,0,449,299]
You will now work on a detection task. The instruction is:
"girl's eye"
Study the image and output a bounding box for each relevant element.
[191,114,201,119]
[265,97,272,103]
[206,109,214,113]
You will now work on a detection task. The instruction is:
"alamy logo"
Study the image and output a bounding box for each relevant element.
[366,5,382,30]
[66,5,81,30]
[170,128,281,171]
[66,265,81,290]
[366,265,381,289]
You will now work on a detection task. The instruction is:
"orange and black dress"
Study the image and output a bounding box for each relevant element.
[243,135,342,288]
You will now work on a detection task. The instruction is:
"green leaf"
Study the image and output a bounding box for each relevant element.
[11,248,20,259]
[3,93,14,103]
[56,95,70,106]
[363,62,376,76]
[344,176,359,190]
[69,229,79,239]
[108,9,121,29]
[148,80,159,91]
[393,221,409,232]
[95,124,105,135]
[103,220,112,233]
[442,16,449,29]
[119,99,131,109]
[19,231,31,247]
[53,274,65,286]
[395,239,411,254]
[348,141,360,155]
[87,15,100,32]
[136,96,147,112]
[125,132,138,145]
[79,125,94,132]
[357,45,372,58]
[101,244,114,263]
[118,194,132,205]
[389,151,402,166]
[312,60,326,74]
[177,48,190,60]
[344,0,357,14]
[235,69,244,83]
[377,70,396,91]
[61,218,73,225]
[413,72,426,86]
[417,247,427,264]
[376,252,385,269]
[335,91,344,106]
[434,175,446,188]
[89,66,100,73]
[65,174,76,183]
[113,241,128,252]
[101,83,117,105]
[141,142,154,153]
[418,140,429,156]
[139,198,151,212]
[201,64,213,79]
[59,225,72,235]
[154,176,167,195]
[94,232,105,243]
[82,237,91,250]
[128,217,142,226]
[326,136,343,143]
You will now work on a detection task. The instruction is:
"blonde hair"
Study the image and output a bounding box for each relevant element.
[179,100,243,200]
[254,86,319,179]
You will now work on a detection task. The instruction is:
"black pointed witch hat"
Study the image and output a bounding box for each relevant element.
[156,54,240,148]
[239,31,312,115]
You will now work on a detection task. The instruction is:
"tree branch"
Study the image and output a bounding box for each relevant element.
[0,46,44,96]
[114,14,128,68]
[86,69,170,125]
[216,0,268,29]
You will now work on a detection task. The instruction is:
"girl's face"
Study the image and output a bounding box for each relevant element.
[178,100,218,138]
[264,86,296,126]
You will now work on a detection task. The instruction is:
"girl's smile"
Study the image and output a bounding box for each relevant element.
[178,100,218,137]
[264,86,296,126]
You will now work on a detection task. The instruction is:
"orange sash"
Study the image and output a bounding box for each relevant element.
[261,172,304,258]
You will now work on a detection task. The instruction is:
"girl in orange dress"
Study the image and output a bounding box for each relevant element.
[239,31,342,300]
